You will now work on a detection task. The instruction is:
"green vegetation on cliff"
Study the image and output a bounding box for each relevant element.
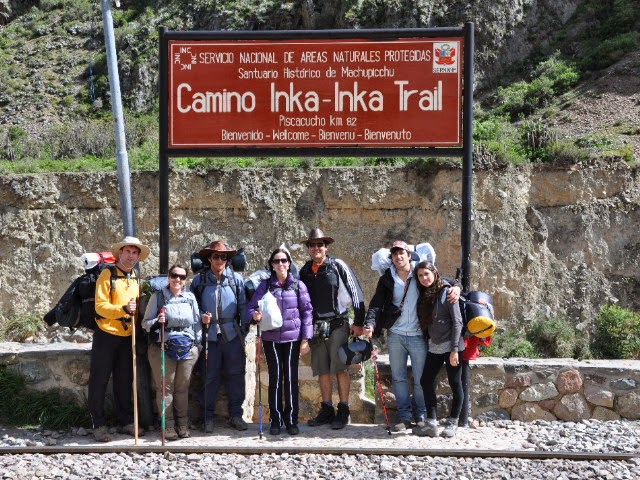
[0,0,638,173]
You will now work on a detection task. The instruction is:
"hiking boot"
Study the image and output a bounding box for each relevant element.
[393,420,413,432]
[93,425,112,443]
[412,419,438,437]
[269,424,281,435]
[204,419,214,433]
[164,426,179,441]
[440,418,458,438]
[331,403,350,430]
[228,416,248,431]
[308,403,335,427]
[119,423,145,437]
[286,424,299,436]
[177,425,190,438]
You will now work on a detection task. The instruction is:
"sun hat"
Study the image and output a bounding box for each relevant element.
[197,240,238,261]
[111,236,150,262]
[302,228,334,246]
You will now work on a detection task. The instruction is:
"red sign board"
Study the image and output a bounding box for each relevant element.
[168,37,463,149]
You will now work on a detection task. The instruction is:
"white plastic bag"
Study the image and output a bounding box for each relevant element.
[258,290,283,331]
[371,248,392,276]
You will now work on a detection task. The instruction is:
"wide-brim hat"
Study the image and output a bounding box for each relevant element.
[302,228,334,246]
[111,236,150,262]
[198,240,238,261]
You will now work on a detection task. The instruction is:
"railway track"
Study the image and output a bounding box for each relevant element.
[0,444,636,461]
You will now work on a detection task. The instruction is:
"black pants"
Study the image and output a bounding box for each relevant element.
[459,359,471,424]
[88,327,134,428]
[421,351,464,420]
[262,340,301,428]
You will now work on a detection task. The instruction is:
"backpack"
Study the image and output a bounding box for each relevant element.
[44,253,118,331]
[192,268,242,321]
[459,291,496,338]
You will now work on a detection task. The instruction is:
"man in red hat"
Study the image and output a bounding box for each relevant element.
[190,240,249,433]
[299,228,366,430]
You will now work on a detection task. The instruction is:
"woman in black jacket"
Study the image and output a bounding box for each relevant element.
[413,261,464,438]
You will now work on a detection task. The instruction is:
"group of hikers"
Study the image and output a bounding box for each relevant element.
[88,228,489,442]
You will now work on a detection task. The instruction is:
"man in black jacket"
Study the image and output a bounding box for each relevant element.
[299,228,366,430]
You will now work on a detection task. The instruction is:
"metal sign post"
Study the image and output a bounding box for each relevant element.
[102,0,135,237]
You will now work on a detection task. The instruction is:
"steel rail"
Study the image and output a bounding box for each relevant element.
[0,445,636,461]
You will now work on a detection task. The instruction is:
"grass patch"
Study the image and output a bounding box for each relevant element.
[0,311,42,342]
[363,359,375,400]
[0,366,90,429]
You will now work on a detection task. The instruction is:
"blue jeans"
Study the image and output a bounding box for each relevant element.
[387,331,427,422]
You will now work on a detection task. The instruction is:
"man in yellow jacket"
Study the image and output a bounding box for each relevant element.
[89,236,150,442]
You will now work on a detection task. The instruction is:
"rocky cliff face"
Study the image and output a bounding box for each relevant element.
[1,163,638,331]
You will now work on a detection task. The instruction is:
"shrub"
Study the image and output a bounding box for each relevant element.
[527,316,591,359]
[482,326,538,358]
[593,305,640,359]
[580,32,640,71]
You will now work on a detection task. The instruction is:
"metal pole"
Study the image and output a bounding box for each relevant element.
[101,0,136,237]
[460,22,475,292]
[159,27,170,274]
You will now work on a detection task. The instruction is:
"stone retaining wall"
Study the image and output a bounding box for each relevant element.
[1,342,638,425]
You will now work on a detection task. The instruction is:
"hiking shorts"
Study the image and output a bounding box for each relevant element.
[310,321,350,376]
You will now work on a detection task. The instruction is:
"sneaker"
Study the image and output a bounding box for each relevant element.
[286,424,299,435]
[307,403,335,427]
[177,425,190,438]
[393,420,413,432]
[331,403,350,430]
[204,419,214,433]
[93,425,112,442]
[440,418,458,438]
[164,427,179,441]
[119,423,145,437]
[228,416,248,431]
[412,419,438,437]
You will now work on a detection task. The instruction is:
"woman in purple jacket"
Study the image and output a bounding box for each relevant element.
[248,248,313,435]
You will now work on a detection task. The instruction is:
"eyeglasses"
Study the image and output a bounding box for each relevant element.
[170,273,187,280]
[308,242,325,248]
[271,258,289,264]
[210,254,228,261]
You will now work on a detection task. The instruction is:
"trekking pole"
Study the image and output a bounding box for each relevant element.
[202,312,210,433]
[256,323,263,439]
[160,308,166,447]
[370,346,392,436]
[130,298,139,445]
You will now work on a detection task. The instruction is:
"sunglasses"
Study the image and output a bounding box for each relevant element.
[210,254,228,261]
[271,258,289,264]
[170,273,187,280]
[308,242,325,248]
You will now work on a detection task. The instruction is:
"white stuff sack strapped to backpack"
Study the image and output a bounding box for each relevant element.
[371,242,437,276]
[258,290,283,331]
